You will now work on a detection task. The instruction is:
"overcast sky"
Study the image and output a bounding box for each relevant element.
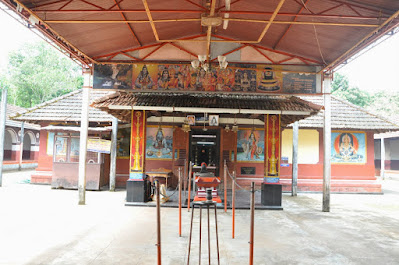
[1,7,398,93]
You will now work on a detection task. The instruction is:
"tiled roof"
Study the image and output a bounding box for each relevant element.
[11,90,115,123]
[6,104,26,119]
[92,91,323,125]
[295,96,399,133]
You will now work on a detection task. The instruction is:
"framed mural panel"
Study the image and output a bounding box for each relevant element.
[237,128,265,163]
[94,63,318,94]
[93,64,132,89]
[117,127,131,158]
[146,125,173,160]
[331,131,366,164]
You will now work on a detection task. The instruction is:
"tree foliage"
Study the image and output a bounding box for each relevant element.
[1,41,82,108]
[332,73,372,108]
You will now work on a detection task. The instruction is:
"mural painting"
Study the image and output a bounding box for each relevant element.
[94,63,317,94]
[93,64,132,89]
[146,126,173,160]
[237,129,265,162]
[332,132,366,163]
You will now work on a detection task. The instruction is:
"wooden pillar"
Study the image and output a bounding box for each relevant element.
[78,68,92,205]
[381,137,385,180]
[323,74,332,212]
[18,122,25,171]
[264,114,281,183]
[129,110,146,180]
[0,88,7,187]
[292,121,298,196]
[109,117,118,191]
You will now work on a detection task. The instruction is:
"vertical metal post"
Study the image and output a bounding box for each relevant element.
[187,161,193,211]
[19,122,25,170]
[156,180,161,265]
[292,121,298,196]
[179,167,182,237]
[232,170,236,239]
[224,160,227,212]
[207,205,211,265]
[78,68,91,205]
[249,182,255,265]
[214,204,220,265]
[109,117,118,191]
[323,74,332,212]
[0,88,7,187]
[381,138,385,180]
[199,205,202,265]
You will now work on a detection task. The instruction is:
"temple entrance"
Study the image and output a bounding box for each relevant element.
[189,128,220,176]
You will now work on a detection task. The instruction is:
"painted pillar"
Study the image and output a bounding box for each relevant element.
[323,74,332,212]
[19,122,25,170]
[381,137,385,180]
[129,110,146,180]
[0,88,7,187]
[264,114,281,183]
[78,68,92,205]
[292,121,298,196]
[109,116,118,191]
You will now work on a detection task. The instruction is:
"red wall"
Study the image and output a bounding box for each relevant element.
[31,126,53,184]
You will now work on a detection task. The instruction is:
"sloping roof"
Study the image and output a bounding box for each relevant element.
[11,90,115,124]
[91,91,322,126]
[2,0,398,71]
[6,104,26,119]
[295,95,399,133]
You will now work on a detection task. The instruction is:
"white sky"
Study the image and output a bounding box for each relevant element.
[0,7,398,93]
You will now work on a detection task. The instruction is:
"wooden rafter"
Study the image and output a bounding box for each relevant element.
[142,0,159,41]
[273,0,311,49]
[206,0,217,62]
[257,0,286,42]
[113,0,142,46]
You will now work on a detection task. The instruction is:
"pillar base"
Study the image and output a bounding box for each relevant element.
[261,183,282,206]
[126,180,151,203]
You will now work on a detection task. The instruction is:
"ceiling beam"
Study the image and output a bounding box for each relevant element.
[142,0,159,41]
[257,0,286,42]
[206,0,217,62]
[113,0,142,46]
[44,18,380,28]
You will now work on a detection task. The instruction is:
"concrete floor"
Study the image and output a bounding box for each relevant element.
[0,171,398,265]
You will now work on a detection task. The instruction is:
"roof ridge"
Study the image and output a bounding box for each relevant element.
[331,95,399,129]
[10,89,82,120]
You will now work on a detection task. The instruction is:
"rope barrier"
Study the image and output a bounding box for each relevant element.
[226,169,262,193]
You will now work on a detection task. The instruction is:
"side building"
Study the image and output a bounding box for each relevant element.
[3,104,40,171]
[11,90,118,190]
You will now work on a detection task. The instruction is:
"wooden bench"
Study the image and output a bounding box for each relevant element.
[146,168,173,188]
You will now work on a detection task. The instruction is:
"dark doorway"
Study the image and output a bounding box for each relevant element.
[189,129,220,176]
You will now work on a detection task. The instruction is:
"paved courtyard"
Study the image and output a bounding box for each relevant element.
[0,170,398,265]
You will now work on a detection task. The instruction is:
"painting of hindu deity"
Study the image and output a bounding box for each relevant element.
[133,64,157,90]
[256,65,282,92]
[237,129,265,162]
[233,69,257,92]
[331,132,366,163]
[146,126,173,160]
[93,64,132,89]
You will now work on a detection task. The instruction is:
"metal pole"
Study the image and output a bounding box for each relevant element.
[109,117,118,191]
[187,161,193,211]
[249,182,255,265]
[232,170,236,239]
[199,205,202,265]
[187,204,195,265]
[19,122,25,171]
[156,180,161,265]
[323,74,332,212]
[381,138,385,180]
[207,205,211,265]
[224,160,227,212]
[292,121,298,196]
[78,68,91,205]
[0,88,7,187]
[179,167,182,237]
[214,204,220,265]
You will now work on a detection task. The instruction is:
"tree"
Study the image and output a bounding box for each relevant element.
[3,41,82,108]
[332,73,372,108]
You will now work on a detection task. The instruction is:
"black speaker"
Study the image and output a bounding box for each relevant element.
[126,180,151,202]
[261,183,282,206]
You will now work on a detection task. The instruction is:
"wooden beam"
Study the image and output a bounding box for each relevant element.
[142,0,159,41]
[257,0,286,42]
[206,0,217,62]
